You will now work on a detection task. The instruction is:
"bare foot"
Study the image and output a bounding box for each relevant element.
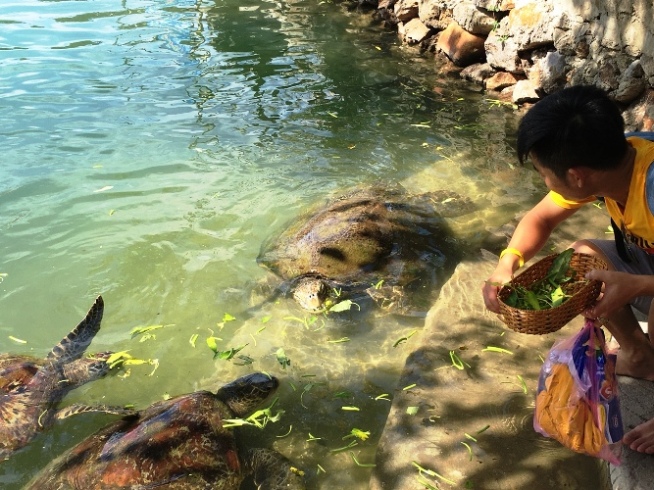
[624,418,654,453]
[615,344,654,381]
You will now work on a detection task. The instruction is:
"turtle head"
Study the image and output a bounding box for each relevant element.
[291,275,329,312]
[217,373,279,418]
[61,351,111,385]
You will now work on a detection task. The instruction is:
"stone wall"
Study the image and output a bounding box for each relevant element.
[357,0,654,131]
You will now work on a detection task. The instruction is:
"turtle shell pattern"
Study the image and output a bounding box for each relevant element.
[258,185,462,295]
[25,373,305,490]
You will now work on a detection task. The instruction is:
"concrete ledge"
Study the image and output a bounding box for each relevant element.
[610,376,654,489]
[371,257,611,489]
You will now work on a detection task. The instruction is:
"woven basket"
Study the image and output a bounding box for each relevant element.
[498,252,607,334]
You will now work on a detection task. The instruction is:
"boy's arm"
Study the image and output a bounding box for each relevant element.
[482,195,579,312]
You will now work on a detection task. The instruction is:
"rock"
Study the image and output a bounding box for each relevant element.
[378,0,397,10]
[418,0,454,30]
[473,0,514,11]
[436,21,486,66]
[512,78,540,104]
[486,71,523,91]
[528,50,567,94]
[623,89,654,132]
[554,17,591,58]
[452,1,497,36]
[643,53,654,87]
[460,62,496,84]
[399,17,432,44]
[394,0,419,22]
[613,60,647,104]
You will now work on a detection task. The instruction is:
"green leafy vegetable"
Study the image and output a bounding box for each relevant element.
[503,248,586,310]
[276,348,291,369]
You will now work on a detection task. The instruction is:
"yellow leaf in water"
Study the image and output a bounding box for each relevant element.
[123,359,148,366]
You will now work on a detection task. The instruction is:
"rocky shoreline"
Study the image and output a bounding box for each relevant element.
[346,0,654,131]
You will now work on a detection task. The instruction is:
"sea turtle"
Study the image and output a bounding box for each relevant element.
[0,296,132,460]
[257,184,473,315]
[25,372,306,490]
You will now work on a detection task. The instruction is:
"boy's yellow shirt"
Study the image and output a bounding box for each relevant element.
[548,137,654,254]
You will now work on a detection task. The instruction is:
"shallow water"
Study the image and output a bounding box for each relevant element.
[0,0,542,487]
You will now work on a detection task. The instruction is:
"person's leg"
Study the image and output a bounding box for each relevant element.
[621,300,654,454]
[573,240,654,380]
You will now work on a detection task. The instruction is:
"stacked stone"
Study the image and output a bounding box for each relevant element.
[370,0,654,130]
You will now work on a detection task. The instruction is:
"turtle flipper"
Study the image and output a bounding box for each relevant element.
[244,448,306,490]
[54,403,137,421]
[46,296,104,363]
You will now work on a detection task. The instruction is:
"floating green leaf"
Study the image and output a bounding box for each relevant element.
[412,462,457,485]
[343,428,370,441]
[276,348,291,369]
[206,336,222,353]
[214,343,248,361]
[223,397,283,429]
[350,451,376,467]
[330,440,357,453]
[328,300,356,313]
[327,337,350,343]
[130,325,164,339]
[450,350,470,370]
[393,329,418,347]
[482,346,513,355]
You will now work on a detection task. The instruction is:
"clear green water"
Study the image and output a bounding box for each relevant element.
[0,0,540,488]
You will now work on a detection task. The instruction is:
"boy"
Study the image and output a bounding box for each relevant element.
[481,84,654,453]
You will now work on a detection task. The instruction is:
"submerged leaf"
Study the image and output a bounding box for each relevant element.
[276,348,291,369]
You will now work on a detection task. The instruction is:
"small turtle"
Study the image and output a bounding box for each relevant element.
[0,296,132,460]
[25,372,306,490]
[257,184,472,314]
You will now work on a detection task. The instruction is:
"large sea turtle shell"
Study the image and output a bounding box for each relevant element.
[25,372,305,490]
[257,185,471,314]
[0,296,132,460]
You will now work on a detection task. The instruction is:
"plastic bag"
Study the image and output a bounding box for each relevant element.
[533,318,623,464]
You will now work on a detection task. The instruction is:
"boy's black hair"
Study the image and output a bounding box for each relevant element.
[516,85,627,178]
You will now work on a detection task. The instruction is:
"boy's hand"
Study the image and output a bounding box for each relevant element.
[482,268,513,313]
[584,269,642,318]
